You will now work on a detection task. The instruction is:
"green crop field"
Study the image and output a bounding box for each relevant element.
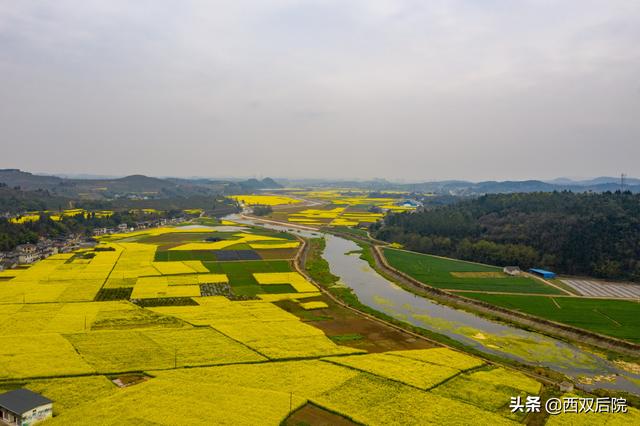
[461,293,640,343]
[383,248,562,294]
[202,260,293,295]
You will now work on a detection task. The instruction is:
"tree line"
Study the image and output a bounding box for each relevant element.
[372,191,640,282]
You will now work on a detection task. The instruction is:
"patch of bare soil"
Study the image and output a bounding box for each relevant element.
[276,297,436,353]
[284,403,359,426]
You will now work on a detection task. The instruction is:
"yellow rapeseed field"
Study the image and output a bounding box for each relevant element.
[465,367,542,395]
[151,261,199,275]
[323,353,461,390]
[312,373,516,426]
[131,274,227,299]
[169,232,286,251]
[46,373,307,425]
[0,334,95,379]
[231,195,301,206]
[249,241,300,249]
[64,327,265,372]
[26,376,116,415]
[299,301,329,310]
[0,248,120,302]
[253,272,318,293]
[151,299,362,359]
[9,214,41,224]
[388,347,484,371]
[257,292,322,302]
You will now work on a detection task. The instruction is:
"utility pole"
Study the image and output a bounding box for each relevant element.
[289,392,293,414]
[174,348,177,369]
[621,173,626,192]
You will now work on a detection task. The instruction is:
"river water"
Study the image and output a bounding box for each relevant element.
[228,215,640,395]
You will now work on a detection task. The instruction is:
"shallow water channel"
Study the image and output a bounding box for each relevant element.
[230,215,640,395]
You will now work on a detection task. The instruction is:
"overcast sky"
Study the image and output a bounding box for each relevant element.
[1,1,639,181]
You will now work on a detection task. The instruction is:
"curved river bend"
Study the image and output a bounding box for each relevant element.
[229,215,640,395]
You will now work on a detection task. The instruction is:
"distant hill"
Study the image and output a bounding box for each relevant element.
[548,176,640,187]
[2,169,637,199]
[0,169,64,190]
[0,183,71,213]
[0,169,285,200]
[283,177,640,195]
[240,177,283,190]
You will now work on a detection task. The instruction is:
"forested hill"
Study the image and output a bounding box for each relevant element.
[373,192,640,282]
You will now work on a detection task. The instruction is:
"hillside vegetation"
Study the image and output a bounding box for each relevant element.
[374,192,640,282]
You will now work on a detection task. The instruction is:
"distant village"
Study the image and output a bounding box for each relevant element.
[0,216,187,271]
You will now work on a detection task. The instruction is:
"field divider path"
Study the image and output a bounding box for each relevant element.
[522,273,573,296]
[594,309,623,328]
[447,289,631,300]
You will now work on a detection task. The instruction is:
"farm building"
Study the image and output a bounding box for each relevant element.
[503,266,521,276]
[15,244,39,264]
[529,268,556,279]
[398,199,422,208]
[0,389,53,426]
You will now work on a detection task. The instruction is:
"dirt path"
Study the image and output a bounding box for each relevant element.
[523,272,573,296]
[446,289,633,300]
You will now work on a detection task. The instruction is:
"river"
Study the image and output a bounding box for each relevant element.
[228,215,640,395]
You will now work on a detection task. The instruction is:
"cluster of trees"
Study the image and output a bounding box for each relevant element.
[373,191,640,282]
[251,205,273,216]
[0,183,70,213]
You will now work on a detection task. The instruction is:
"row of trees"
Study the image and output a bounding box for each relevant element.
[373,191,640,282]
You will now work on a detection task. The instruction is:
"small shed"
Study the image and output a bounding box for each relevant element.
[529,268,556,279]
[0,389,53,426]
[503,266,521,276]
[559,381,574,392]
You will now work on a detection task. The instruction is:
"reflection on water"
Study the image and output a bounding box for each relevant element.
[227,215,640,395]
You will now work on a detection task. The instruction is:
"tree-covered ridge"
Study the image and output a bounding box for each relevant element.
[373,192,640,282]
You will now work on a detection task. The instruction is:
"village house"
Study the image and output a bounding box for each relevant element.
[15,244,39,265]
[92,228,108,236]
[117,223,129,232]
[0,252,17,270]
[35,239,58,259]
[0,389,53,426]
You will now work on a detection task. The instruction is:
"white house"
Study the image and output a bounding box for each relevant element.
[15,244,39,265]
[503,266,521,276]
[0,389,53,426]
